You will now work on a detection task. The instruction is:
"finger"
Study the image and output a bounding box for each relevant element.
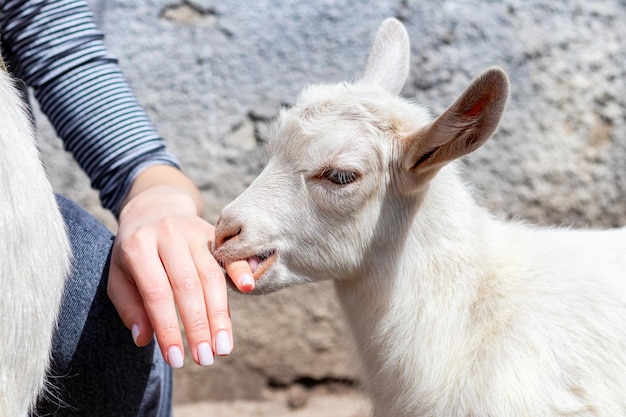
[160,237,215,366]
[122,238,185,369]
[193,247,234,356]
[225,260,255,293]
[107,260,154,347]
[139,267,184,368]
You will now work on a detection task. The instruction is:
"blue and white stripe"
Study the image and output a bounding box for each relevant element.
[0,0,180,215]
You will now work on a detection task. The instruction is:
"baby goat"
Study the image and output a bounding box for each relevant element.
[0,64,70,415]
[213,18,626,417]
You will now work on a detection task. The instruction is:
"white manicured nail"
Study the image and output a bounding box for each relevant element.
[241,274,255,290]
[168,346,184,369]
[131,324,140,346]
[197,342,214,366]
[216,330,231,356]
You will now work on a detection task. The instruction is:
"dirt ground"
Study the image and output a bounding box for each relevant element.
[174,387,371,417]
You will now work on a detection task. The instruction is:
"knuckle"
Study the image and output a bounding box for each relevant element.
[117,230,151,259]
[155,321,181,339]
[114,303,136,322]
[185,317,211,334]
[109,301,138,329]
[142,285,170,303]
[158,217,180,236]
[202,267,225,285]
[208,308,230,323]
[173,273,201,292]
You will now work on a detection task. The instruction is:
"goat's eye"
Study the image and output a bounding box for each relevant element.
[321,168,359,185]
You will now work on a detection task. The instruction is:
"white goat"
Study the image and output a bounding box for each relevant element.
[213,18,626,417]
[0,64,70,415]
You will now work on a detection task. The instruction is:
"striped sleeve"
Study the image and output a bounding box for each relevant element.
[0,0,180,216]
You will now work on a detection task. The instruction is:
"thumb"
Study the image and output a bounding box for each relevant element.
[107,262,154,347]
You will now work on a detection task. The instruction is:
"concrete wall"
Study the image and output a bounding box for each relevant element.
[37,0,626,405]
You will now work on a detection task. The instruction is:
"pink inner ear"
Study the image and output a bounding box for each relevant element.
[464,92,492,118]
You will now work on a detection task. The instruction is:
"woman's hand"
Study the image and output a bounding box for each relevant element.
[107,165,253,368]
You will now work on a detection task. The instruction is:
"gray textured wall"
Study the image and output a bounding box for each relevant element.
[37,0,626,405]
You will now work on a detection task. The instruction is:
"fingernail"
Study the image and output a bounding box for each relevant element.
[241,274,255,292]
[167,346,184,369]
[216,330,231,356]
[197,342,214,366]
[131,324,140,346]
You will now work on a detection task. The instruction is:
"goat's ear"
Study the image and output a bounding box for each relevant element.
[401,67,509,188]
[362,18,410,95]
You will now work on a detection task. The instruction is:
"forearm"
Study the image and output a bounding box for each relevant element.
[1,0,180,215]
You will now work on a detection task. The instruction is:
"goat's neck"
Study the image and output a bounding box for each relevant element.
[334,165,494,415]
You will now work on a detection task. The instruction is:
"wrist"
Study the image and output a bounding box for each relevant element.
[122,165,204,217]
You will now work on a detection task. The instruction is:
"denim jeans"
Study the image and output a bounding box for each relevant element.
[32,195,172,417]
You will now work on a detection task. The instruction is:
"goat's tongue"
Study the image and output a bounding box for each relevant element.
[247,256,260,273]
[246,251,274,274]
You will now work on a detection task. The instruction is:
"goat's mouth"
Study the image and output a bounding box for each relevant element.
[246,249,277,281]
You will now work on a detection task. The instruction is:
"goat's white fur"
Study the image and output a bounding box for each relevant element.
[0,67,70,415]
[213,18,626,417]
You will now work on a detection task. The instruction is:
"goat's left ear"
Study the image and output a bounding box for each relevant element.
[362,18,410,95]
[402,67,509,184]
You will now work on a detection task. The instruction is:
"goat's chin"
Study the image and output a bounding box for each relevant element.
[245,267,317,296]
[230,278,289,296]
[224,278,274,295]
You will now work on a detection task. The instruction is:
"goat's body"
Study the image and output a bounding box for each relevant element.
[337,164,626,416]
[0,68,70,415]
[213,18,626,417]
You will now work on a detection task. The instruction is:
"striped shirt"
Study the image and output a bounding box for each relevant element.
[0,0,180,216]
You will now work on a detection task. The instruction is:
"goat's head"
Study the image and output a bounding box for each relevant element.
[212,18,509,294]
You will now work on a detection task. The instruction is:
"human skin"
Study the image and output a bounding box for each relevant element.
[107,164,254,368]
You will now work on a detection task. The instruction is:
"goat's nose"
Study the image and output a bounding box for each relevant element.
[213,215,243,250]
